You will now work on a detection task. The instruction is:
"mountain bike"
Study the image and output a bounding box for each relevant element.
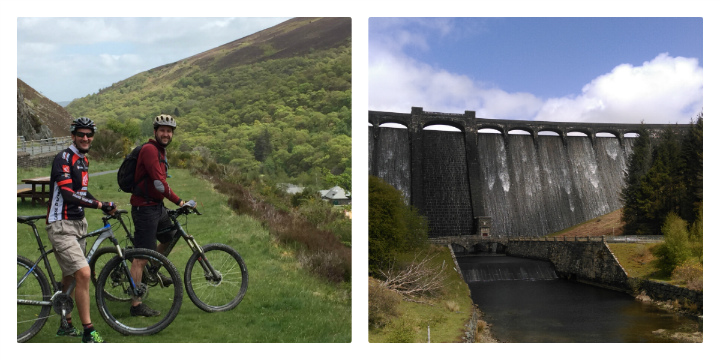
[89,200,248,312]
[17,212,182,342]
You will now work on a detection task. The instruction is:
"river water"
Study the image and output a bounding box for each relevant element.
[456,255,699,342]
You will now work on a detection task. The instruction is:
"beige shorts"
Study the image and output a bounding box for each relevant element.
[45,219,88,278]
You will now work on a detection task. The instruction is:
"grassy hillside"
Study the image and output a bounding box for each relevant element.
[17,166,350,342]
[65,17,351,190]
[548,209,625,237]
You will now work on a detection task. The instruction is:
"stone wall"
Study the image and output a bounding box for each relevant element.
[506,239,629,291]
[629,278,703,313]
[17,152,55,168]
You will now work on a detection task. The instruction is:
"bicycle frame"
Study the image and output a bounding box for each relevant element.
[17,213,139,315]
[156,206,222,281]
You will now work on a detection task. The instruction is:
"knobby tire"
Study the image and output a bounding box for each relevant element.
[17,255,52,343]
[184,243,248,312]
[95,248,182,336]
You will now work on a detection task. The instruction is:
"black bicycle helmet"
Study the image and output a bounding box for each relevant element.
[153,114,177,129]
[70,117,97,133]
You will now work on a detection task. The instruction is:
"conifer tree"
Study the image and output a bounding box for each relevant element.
[635,127,685,234]
[621,125,652,234]
[680,113,703,223]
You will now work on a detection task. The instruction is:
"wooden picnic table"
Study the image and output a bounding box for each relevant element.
[18,176,51,206]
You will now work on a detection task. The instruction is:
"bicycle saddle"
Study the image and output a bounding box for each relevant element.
[17,215,46,223]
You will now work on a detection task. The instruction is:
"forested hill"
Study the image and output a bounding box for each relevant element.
[66,17,351,189]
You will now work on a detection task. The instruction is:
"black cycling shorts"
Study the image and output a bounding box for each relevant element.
[131,205,175,251]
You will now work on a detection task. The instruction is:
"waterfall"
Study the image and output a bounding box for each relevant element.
[459,257,558,282]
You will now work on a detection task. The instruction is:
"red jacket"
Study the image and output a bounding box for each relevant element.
[130,139,181,207]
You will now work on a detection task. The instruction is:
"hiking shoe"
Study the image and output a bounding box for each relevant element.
[56,323,81,337]
[158,272,174,286]
[130,303,161,317]
[81,330,105,343]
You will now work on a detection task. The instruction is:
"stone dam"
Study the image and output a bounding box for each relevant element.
[369,107,691,237]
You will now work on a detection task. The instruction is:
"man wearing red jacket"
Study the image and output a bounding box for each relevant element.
[129,114,192,317]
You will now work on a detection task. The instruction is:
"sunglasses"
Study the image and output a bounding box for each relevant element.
[74,132,95,138]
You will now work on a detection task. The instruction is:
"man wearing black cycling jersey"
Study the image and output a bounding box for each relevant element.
[46,117,115,343]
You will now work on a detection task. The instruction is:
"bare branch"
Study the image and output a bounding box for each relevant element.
[378,253,448,300]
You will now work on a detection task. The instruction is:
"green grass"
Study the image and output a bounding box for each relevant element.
[17,168,351,342]
[368,246,473,343]
[607,243,669,281]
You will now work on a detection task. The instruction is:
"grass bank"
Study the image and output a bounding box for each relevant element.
[368,245,486,343]
[17,167,351,342]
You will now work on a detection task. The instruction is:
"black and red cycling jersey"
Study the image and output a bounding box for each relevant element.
[46,144,101,223]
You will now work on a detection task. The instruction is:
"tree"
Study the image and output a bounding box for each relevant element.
[369,176,428,275]
[652,213,692,276]
[621,125,652,234]
[635,127,685,234]
[680,113,703,224]
[253,128,272,162]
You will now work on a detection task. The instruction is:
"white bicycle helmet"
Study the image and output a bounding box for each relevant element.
[153,114,177,129]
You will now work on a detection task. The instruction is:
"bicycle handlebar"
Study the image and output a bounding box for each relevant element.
[168,200,202,216]
[101,209,128,221]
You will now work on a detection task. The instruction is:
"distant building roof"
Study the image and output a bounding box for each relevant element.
[319,185,350,200]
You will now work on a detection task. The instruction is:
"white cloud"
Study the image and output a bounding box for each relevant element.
[370,50,702,124]
[17,17,290,102]
[535,53,703,124]
[369,45,544,119]
[369,23,703,125]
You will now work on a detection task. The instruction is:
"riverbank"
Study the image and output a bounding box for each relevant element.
[369,245,497,342]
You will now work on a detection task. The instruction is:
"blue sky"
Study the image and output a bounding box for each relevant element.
[369,18,703,124]
[17,18,290,103]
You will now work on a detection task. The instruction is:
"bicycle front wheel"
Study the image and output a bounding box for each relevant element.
[89,247,131,302]
[95,249,182,335]
[184,243,248,312]
[17,255,52,343]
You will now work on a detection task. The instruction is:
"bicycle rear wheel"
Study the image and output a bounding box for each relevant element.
[184,243,248,312]
[89,247,131,302]
[95,249,182,335]
[17,255,52,343]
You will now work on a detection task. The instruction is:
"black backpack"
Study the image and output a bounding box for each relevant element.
[117,144,146,194]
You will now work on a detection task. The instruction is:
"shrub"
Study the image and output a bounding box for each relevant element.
[474,320,488,343]
[219,179,351,283]
[387,320,414,343]
[369,176,429,275]
[671,260,703,291]
[91,129,127,160]
[652,213,692,276]
[298,250,350,283]
[368,277,401,329]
